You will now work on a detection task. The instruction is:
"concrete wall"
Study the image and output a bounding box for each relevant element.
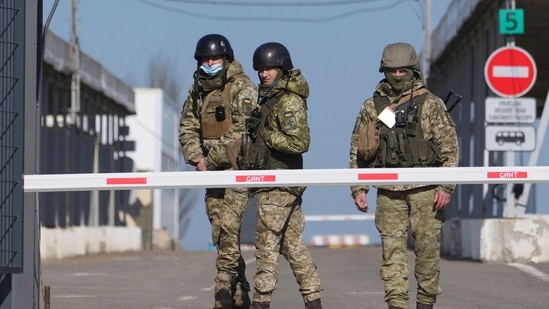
[40,218,549,263]
[40,227,141,260]
[442,218,549,263]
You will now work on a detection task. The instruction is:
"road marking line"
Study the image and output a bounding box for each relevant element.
[508,263,549,283]
[72,272,104,276]
[179,296,197,301]
[56,295,93,298]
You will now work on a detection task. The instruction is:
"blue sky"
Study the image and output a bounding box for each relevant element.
[42,0,478,250]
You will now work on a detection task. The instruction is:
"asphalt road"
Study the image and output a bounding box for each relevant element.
[40,246,549,309]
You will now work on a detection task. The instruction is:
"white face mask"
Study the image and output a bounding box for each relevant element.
[200,63,223,76]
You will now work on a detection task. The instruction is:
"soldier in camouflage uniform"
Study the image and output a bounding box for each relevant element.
[179,34,258,309]
[241,42,322,309]
[349,42,459,309]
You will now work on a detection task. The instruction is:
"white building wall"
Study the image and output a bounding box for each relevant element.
[127,88,181,246]
[128,89,163,171]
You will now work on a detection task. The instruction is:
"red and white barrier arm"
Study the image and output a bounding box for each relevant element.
[22,166,549,193]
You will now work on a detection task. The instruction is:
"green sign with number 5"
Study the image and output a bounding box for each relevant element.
[499,9,524,35]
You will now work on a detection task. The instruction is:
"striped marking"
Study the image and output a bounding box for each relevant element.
[235,175,276,182]
[106,177,147,185]
[310,234,370,247]
[487,171,527,179]
[358,173,398,180]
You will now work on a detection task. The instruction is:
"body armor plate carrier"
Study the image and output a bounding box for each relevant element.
[199,73,245,139]
[372,92,444,168]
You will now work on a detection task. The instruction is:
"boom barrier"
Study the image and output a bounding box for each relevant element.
[23,166,549,192]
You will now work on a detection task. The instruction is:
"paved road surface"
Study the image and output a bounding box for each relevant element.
[41,246,549,309]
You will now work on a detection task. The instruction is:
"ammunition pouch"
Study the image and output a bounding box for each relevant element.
[239,143,271,170]
[415,139,445,167]
[375,132,444,167]
[357,121,381,161]
[226,139,242,170]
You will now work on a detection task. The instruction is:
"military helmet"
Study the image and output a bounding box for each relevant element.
[194,34,234,61]
[253,42,293,71]
[378,42,421,72]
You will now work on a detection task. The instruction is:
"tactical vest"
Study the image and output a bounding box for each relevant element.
[199,73,244,139]
[240,90,303,170]
[372,92,444,167]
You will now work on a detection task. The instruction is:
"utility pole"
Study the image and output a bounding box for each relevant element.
[68,0,81,227]
[422,0,431,85]
[70,0,80,119]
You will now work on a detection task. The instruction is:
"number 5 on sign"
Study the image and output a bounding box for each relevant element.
[499,9,524,35]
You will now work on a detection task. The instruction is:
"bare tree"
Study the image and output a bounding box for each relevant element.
[147,50,182,103]
[148,51,200,247]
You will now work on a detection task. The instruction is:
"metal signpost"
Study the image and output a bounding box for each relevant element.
[485,2,538,218]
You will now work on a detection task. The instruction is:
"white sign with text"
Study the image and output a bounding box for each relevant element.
[485,97,536,123]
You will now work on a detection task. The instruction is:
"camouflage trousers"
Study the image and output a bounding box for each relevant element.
[205,187,251,293]
[375,186,446,309]
[252,189,321,304]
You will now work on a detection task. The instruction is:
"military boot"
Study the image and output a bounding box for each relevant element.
[214,272,234,309]
[388,306,405,309]
[233,281,251,309]
[305,299,323,309]
[417,303,433,309]
[249,301,270,309]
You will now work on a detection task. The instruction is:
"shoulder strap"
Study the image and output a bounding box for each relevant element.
[254,91,286,144]
[373,93,388,115]
[373,88,429,114]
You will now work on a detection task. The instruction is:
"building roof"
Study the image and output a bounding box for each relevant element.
[43,31,135,114]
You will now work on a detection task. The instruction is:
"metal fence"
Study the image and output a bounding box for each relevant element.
[0,0,24,273]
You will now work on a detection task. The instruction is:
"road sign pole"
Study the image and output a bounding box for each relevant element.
[506,0,516,55]
[503,152,522,218]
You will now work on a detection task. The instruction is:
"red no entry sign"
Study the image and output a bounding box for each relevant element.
[484,46,537,98]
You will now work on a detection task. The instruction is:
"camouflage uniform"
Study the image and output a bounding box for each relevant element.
[252,71,321,305]
[179,48,258,309]
[349,43,459,309]
[246,43,322,309]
